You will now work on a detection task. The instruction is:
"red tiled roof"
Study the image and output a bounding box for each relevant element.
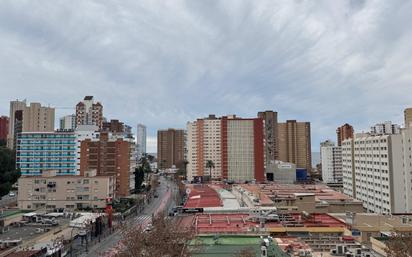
[184,184,222,208]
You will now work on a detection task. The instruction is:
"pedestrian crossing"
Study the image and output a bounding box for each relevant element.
[135,215,152,227]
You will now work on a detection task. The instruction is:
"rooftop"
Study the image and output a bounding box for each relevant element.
[182,212,347,234]
[184,184,223,208]
[239,183,357,203]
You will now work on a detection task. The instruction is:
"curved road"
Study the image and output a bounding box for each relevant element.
[83,176,178,257]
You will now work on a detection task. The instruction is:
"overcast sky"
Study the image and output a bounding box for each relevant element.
[1,0,411,153]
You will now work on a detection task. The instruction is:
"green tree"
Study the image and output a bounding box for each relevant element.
[0,144,20,197]
[138,154,152,181]
[205,160,214,177]
[134,166,145,193]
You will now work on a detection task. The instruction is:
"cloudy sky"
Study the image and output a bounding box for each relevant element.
[1,0,411,153]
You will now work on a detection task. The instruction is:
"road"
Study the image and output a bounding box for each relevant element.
[82,175,178,257]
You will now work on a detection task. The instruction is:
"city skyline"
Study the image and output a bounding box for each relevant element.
[1,1,412,153]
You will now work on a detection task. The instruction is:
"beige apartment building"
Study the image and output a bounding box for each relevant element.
[18,170,115,211]
[278,120,312,172]
[7,100,55,149]
[404,108,412,128]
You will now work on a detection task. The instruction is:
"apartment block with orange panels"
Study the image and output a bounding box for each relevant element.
[187,115,264,183]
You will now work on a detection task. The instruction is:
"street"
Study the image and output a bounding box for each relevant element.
[82,175,178,257]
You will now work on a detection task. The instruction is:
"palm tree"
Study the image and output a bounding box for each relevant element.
[205,160,215,178]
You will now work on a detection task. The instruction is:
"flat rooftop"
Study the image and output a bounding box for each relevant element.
[239,183,359,203]
[182,212,346,234]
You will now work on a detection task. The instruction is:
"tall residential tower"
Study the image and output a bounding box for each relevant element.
[186,115,264,183]
[7,100,55,149]
[336,123,354,146]
[75,96,103,129]
[257,111,279,167]
[136,124,147,158]
[278,120,312,173]
[157,128,185,170]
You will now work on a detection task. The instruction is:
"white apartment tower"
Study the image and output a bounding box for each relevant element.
[136,124,147,157]
[400,128,412,212]
[320,140,342,183]
[342,133,410,214]
[370,121,400,135]
[60,114,76,130]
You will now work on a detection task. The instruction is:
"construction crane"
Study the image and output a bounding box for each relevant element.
[54,107,75,110]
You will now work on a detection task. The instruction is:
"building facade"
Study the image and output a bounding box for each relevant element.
[257,111,279,167]
[59,114,76,130]
[79,132,135,197]
[278,120,312,173]
[157,128,185,169]
[320,140,342,183]
[370,121,400,135]
[404,108,412,128]
[342,133,410,214]
[16,131,77,176]
[17,170,115,210]
[399,127,412,212]
[136,124,147,158]
[187,115,264,182]
[0,116,9,142]
[336,123,354,146]
[7,100,55,149]
[75,96,103,129]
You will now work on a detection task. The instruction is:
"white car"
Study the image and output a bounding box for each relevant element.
[9,192,16,197]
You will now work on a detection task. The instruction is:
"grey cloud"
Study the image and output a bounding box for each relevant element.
[0,0,411,151]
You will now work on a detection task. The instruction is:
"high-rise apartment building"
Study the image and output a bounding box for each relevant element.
[59,114,76,130]
[278,120,312,173]
[79,132,135,197]
[320,140,342,183]
[370,121,400,135]
[7,100,55,149]
[336,123,354,146]
[136,124,147,158]
[75,96,103,129]
[342,133,411,214]
[0,116,9,142]
[404,108,412,128]
[257,111,278,167]
[399,128,412,212]
[187,115,264,182]
[157,128,185,170]
[16,131,77,176]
